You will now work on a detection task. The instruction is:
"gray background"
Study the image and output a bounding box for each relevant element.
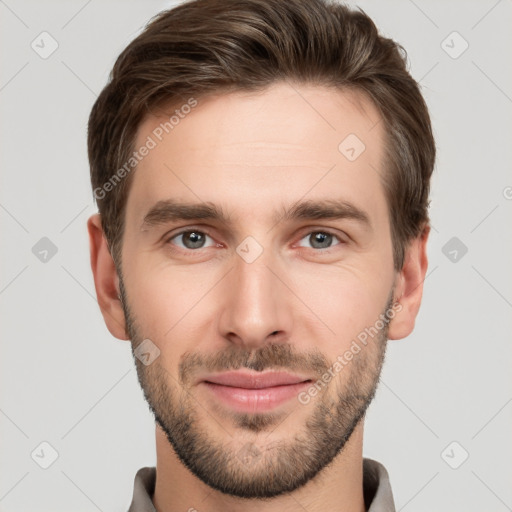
[1,0,511,510]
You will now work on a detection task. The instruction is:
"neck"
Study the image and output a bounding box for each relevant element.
[152,423,366,512]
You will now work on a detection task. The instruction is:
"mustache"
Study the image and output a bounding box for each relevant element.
[179,343,330,385]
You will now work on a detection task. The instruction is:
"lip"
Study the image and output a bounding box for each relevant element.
[199,370,312,413]
[201,370,311,388]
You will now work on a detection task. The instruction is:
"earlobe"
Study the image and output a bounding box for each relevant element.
[87,213,129,341]
[388,226,430,340]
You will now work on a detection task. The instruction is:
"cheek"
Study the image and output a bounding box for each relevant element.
[122,226,394,370]
[125,263,197,343]
[123,260,218,360]
[290,263,391,352]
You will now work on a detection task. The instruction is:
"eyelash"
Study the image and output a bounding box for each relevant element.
[164,227,347,254]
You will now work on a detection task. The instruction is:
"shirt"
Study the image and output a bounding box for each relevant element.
[128,457,395,511]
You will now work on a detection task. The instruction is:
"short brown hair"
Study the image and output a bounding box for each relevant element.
[88,0,435,271]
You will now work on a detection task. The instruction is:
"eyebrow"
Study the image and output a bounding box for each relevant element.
[140,198,372,231]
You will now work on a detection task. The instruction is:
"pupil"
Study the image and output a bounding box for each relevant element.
[185,231,204,248]
[312,232,331,248]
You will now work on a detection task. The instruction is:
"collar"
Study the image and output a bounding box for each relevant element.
[128,457,395,511]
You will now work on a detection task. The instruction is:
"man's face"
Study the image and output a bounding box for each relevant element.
[119,82,397,497]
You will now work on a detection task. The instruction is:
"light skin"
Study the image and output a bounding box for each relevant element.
[88,82,429,512]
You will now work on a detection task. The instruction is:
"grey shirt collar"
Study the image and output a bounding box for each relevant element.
[128,457,395,512]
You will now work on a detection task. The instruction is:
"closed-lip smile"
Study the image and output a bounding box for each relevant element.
[198,370,312,413]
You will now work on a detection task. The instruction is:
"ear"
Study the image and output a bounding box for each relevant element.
[388,226,430,340]
[87,213,129,340]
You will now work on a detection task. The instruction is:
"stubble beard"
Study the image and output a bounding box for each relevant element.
[119,275,391,498]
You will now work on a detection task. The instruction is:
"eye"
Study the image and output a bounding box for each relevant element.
[297,230,344,250]
[167,230,216,250]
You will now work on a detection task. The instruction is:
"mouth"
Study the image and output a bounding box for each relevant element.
[198,370,313,413]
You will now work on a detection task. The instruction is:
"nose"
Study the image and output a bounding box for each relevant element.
[217,250,293,350]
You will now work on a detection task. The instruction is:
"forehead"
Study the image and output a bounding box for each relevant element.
[126,82,386,229]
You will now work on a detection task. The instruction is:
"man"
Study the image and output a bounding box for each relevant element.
[87,0,435,510]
